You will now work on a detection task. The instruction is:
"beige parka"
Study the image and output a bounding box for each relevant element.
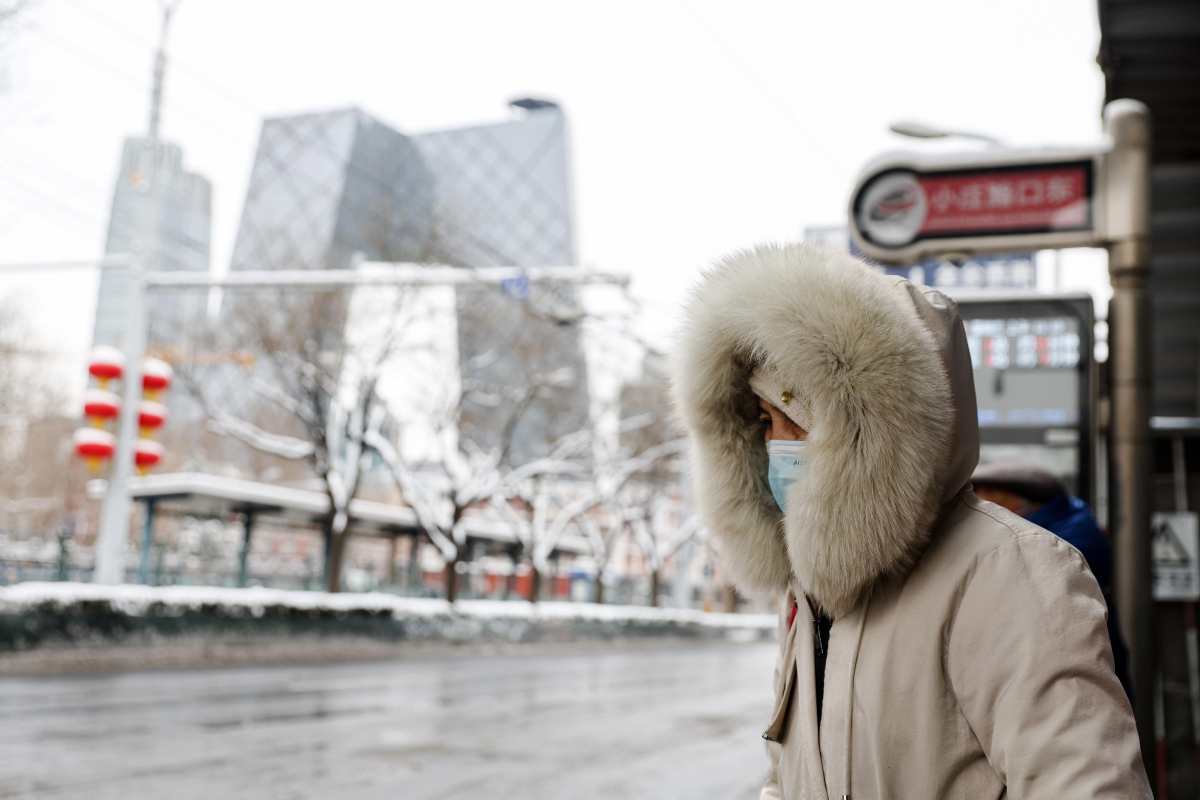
[672,243,1150,799]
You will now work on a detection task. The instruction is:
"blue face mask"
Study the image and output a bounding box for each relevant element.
[767,439,809,513]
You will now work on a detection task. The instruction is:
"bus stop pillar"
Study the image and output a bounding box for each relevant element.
[137,498,157,585]
[238,510,256,588]
[406,532,423,591]
[1104,98,1155,768]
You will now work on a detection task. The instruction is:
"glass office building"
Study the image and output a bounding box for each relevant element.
[229,108,435,274]
[225,102,587,464]
[93,137,212,354]
[415,103,586,465]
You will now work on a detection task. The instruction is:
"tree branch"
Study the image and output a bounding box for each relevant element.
[207,413,315,460]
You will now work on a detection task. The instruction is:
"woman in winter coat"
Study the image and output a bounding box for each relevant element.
[672,243,1150,799]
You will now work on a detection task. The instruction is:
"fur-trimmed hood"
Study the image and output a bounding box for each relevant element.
[672,243,979,616]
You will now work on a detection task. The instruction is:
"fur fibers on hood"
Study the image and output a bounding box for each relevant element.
[672,243,979,617]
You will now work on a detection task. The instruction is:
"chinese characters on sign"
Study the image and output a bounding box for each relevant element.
[852,160,1094,251]
[891,254,1037,290]
[806,225,1038,291]
[920,166,1090,235]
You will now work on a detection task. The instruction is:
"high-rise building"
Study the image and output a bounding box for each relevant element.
[224,101,588,466]
[92,137,212,353]
[228,108,435,274]
[413,99,575,268]
[415,102,585,465]
[93,2,211,357]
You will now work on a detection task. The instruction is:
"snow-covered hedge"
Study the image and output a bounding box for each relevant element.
[0,582,775,652]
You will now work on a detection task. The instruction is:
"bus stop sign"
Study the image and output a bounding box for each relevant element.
[849,149,1104,264]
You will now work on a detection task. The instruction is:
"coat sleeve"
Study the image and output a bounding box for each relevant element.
[760,593,791,800]
[946,531,1152,798]
[760,757,783,800]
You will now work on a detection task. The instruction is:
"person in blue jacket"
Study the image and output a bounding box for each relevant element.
[972,462,1133,699]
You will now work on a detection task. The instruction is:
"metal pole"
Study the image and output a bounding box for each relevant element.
[238,510,255,588]
[93,259,147,584]
[386,535,399,586]
[409,533,423,594]
[94,0,171,583]
[142,265,630,289]
[147,2,181,142]
[1104,99,1155,768]
[137,498,157,585]
[0,255,133,274]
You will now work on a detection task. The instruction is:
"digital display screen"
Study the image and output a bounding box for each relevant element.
[958,299,1093,502]
[966,316,1081,370]
[965,316,1082,428]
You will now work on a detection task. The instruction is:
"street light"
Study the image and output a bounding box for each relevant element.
[888,119,1004,147]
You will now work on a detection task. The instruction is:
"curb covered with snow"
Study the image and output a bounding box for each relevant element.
[0,582,776,655]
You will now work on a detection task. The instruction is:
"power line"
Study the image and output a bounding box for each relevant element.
[62,0,529,269]
[677,1,847,179]
[0,125,211,257]
[0,257,131,274]
[0,169,207,268]
[48,4,410,247]
[32,1,561,286]
[3,26,248,270]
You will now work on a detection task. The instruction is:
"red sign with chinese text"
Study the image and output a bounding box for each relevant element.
[852,159,1094,253]
[918,165,1089,235]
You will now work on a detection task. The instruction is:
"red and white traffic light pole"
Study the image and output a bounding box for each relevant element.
[84,341,172,582]
[848,99,1154,765]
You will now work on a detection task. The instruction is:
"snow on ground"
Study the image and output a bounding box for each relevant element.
[0,581,775,630]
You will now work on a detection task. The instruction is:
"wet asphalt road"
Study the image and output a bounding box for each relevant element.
[0,640,776,799]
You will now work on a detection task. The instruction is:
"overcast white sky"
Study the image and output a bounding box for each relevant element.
[1,0,1109,398]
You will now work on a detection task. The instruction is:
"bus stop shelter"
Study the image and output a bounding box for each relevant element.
[125,472,586,588]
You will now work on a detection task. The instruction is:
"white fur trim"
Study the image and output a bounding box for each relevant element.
[672,243,957,616]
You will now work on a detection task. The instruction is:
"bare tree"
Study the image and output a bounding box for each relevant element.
[0,292,48,419]
[179,271,614,598]
[0,0,29,91]
[180,286,414,592]
[0,290,66,454]
[0,1,28,35]
[570,505,628,606]
[360,270,631,603]
[0,291,78,564]
[484,434,592,602]
[630,504,706,607]
[366,364,588,602]
[431,296,685,605]
[527,425,687,604]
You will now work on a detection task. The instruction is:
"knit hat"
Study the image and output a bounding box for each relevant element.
[971,462,1066,504]
[749,365,812,431]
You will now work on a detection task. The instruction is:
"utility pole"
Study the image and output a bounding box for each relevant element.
[93,2,179,584]
[1103,99,1155,770]
[92,267,145,585]
[147,1,181,142]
